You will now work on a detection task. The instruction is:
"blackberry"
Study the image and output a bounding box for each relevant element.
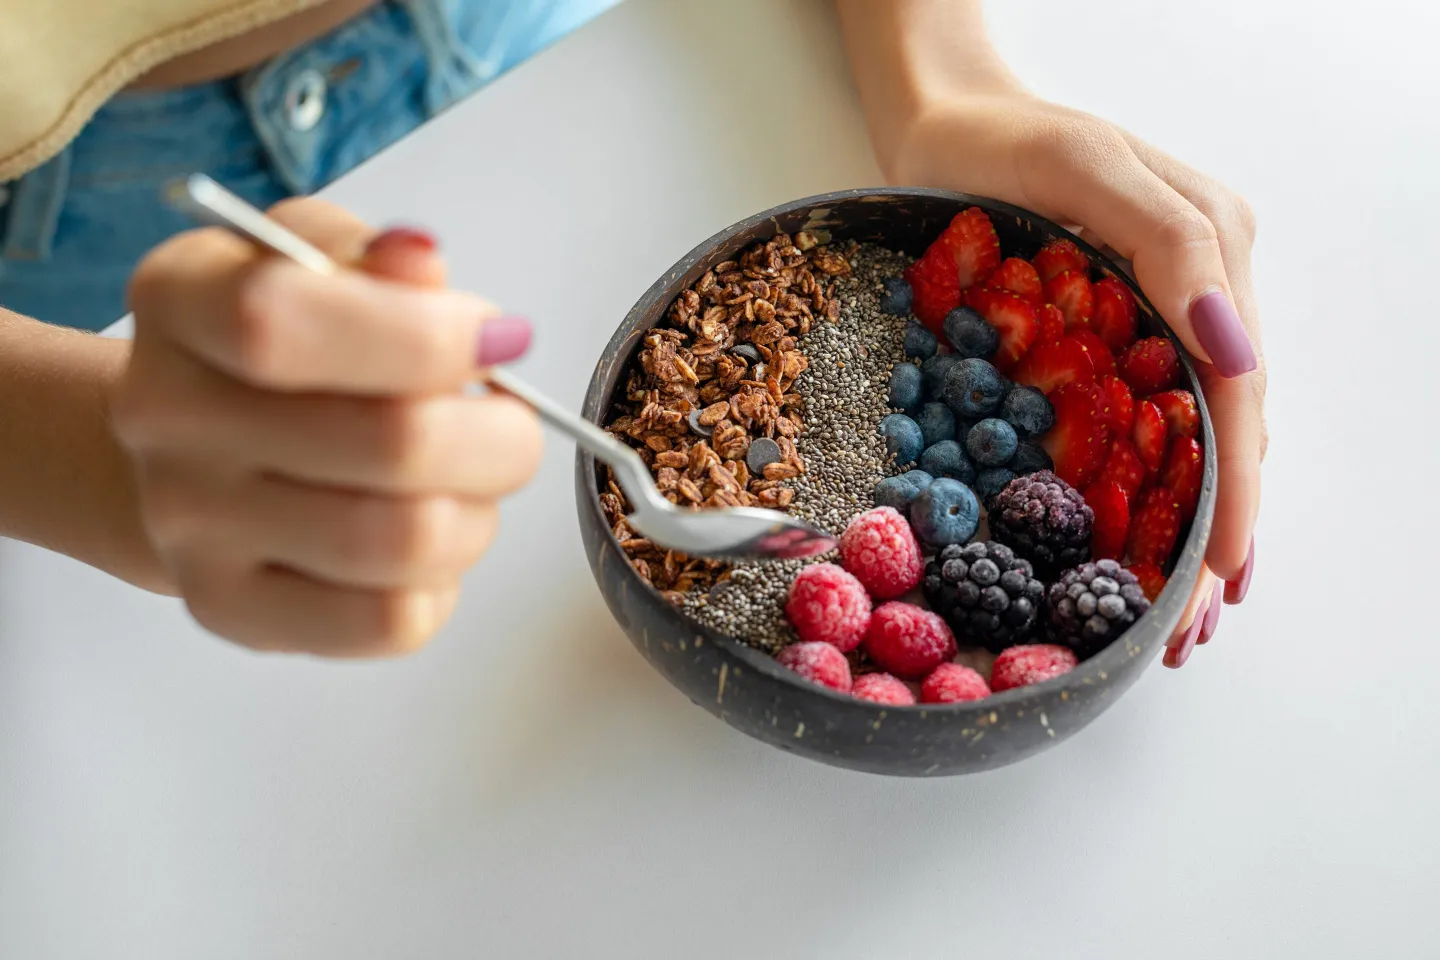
[923,541,1045,652]
[988,470,1093,575]
[1045,560,1152,658]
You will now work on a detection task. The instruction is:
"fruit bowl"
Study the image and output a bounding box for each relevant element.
[575,188,1215,776]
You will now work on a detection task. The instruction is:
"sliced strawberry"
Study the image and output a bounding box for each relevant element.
[1118,336,1181,394]
[938,207,1002,290]
[1011,336,1093,395]
[988,257,1043,303]
[1161,437,1203,521]
[1132,400,1167,471]
[1150,389,1200,439]
[1126,488,1181,566]
[1043,270,1095,331]
[963,286,1039,371]
[1084,480,1130,561]
[1032,238,1088,283]
[1091,276,1138,351]
[903,248,961,334]
[1125,562,1168,603]
[1094,437,1146,501]
[1037,303,1066,343]
[1098,375,1135,436]
[1038,380,1108,489]
[1071,329,1117,378]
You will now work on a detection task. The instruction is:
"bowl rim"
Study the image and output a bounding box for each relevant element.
[578,186,1216,713]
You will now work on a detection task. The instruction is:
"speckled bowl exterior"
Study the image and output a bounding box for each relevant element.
[576,188,1216,777]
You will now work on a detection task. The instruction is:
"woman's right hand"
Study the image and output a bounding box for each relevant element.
[109,198,541,656]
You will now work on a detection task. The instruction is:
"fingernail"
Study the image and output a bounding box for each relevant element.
[1164,604,1206,668]
[1197,581,1223,644]
[476,314,532,366]
[1224,537,1255,605]
[1189,290,1257,378]
[365,226,438,256]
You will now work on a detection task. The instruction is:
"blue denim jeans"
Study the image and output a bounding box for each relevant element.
[0,0,617,332]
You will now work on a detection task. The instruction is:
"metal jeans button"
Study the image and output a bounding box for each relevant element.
[284,69,327,132]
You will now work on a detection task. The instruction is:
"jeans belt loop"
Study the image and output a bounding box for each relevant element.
[399,0,491,115]
[1,146,72,263]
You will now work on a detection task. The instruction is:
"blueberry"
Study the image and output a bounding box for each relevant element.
[920,353,961,401]
[888,362,923,412]
[967,418,1019,467]
[914,402,956,447]
[872,469,934,511]
[919,440,977,485]
[903,323,938,361]
[910,478,981,547]
[1000,385,1055,438]
[880,277,914,316]
[974,467,1017,504]
[942,358,1006,417]
[879,413,925,466]
[1009,441,1053,476]
[943,307,999,359]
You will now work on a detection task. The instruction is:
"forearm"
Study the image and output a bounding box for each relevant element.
[835,0,1025,178]
[0,311,174,593]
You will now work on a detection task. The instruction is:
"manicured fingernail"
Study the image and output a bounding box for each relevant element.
[365,226,438,256]
[1224,537,1254,605]
[1164,605,1206,668]
[1197,582,1223,644]
[476,314,532,366]
[1189,290,1257,378]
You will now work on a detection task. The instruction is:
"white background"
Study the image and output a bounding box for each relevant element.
[3,0,1438,957]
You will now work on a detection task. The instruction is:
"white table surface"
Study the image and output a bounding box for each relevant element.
[4,0,1438,956]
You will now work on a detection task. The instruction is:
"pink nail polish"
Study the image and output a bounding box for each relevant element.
[1189,290,1257,378]
[1164,605,1206,668]
[1197,582,1223,644]
[365,226,438,256]
[1224,538,1255,605]
[476,314,533,366]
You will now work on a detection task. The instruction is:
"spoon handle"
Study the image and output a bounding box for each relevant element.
[164,174,663,510]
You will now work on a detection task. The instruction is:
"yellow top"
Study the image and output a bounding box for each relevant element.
[0,0,324,181]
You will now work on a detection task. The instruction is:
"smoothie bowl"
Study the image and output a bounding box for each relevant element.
[575,188,1215,776]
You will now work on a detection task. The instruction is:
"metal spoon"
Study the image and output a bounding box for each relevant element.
[164,174,837,561]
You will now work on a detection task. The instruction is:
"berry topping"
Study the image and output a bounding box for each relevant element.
[889,361,923,412]
[1083,480,1131,561]
[904,247,962,332]
[1098,375,1136,436]
[988,470,1094,575]
[1009,441,1053,476]
[784,562,873,652]
[923,540,1045,652]
[921,663,992,703]
[1150,389,1200,439]
[966,418,1019,467]
[1070,328,1117,378]
[910,477,982,547]
[1044,560,1152,657]
[962,286,1040,370]
[1091,276,1138,351]
[915,401,957,447]
[1118,337,1181,394]
[1039,380,1110,489]
[1131,400,1167,471]
[872,470,934,512]
[989,256,1044,303]
[1126,488,1182,565]
[1037,303,1067,342]
[1160,437,1203,522]
[903,322,938,360]
[943,305,1000,360]
[851,672,917,705]
[920,353,961,400]
[1093,437,1147,501]
[937,207,1003,289]
[974,467,1017,505]
[863,602,958,679]
[880,277,915,316]
[880,413,925,466]
[999,384,1055,438]
[777,641,853,692]
[990,644,1079,692]
[1032,238,1088,283]
[1125,562,1168,602]
[1043,269,1094,330]
[919,440,977,485]
[1012,336,1093,395]
[840,507,924,600]
[943,357,1008,417]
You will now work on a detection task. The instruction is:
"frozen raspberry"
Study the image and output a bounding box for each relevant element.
[784,563,872,652]
[776,642,853,693]
[863,602,957,679]
[839,507,923,599]
[990,644,1079,692]
[851,673,917,706]
[921,663,992,704]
